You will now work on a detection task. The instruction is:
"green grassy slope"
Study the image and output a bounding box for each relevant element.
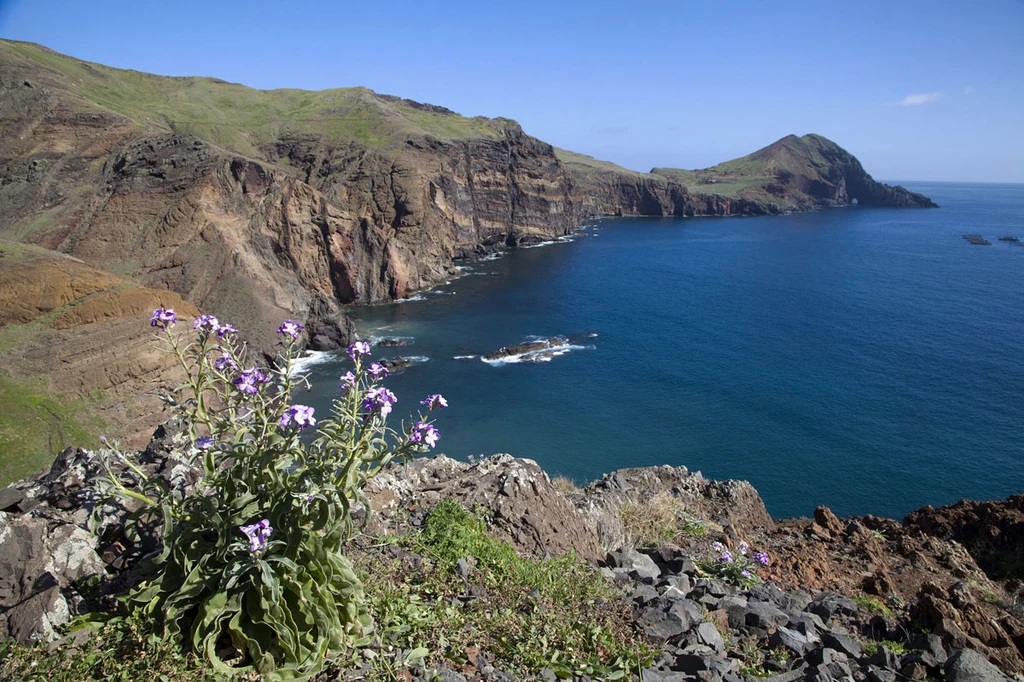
[1,39,512,157]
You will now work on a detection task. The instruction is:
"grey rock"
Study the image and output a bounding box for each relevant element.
[643,669,689,682]
[437,671,468,682]
[944,649,1011,682]
[822,632,863,659]
[539,668,558,682]
[455,556,476,579]
[633,583,660,605]
[808,593,859,621]
[695,621,725,653]
[867,645,899,669]
[606,547,661,580]
[673,653,713,674]
[662,573,692,594]
[866,666,897,682]
[909,633,947,663]
[640,605,692,641]
[900,661,928,680]
[762,668,806,682]
[660,585,690,602]
[0,487,25,512]
[746,600,789,629]
[770,626,811,655]
[787,611,826,639]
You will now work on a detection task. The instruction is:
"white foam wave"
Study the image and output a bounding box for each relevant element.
[481,343,592,365]
[453,354,477,360]
[288,350,335,376]
[479,252,505,261]
[370,335,415,346]
[396,294,427,303]
[403,355,430,363]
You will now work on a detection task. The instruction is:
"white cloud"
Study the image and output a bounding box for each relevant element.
[896,92,943,106]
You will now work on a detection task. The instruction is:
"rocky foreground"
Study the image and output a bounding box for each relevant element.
[1,426,1021,681]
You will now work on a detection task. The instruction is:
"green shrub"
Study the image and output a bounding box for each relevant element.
[92,312,446,679]
[361,500,656,679]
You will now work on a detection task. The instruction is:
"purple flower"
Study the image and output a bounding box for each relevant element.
[409,421,440,448]
[278,319,303,340]
[99,435,108,443]
[150,308,177,332]
[741,570,752,578]
[368,362,389,379]
[468,454,476,463]
[361,386,397,417]
[711,541,725,554]
[280,404,316,429]
[737,540,750,556]
[753,551,770,567]
[193,314,220,333]
[420,394,448,410]
[347,340,371,360]
[234,367,269,394]
[718,550,734,564]
[339,371,356,390]
[195,436,215,450]
[214,353,238,372]
[217,323,238,338]
[240,519,273,553]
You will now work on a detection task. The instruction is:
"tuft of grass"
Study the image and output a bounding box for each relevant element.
[0,371,104,486]
[861,640,909,657]
[550,474,579,496]
[853,595,894,618]
[619,493,706,548]
[362,499,656,679]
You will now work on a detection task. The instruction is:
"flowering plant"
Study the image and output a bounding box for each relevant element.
[94,310,446,679]
[696,540,770,588]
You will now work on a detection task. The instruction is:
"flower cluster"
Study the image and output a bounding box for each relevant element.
[347,340,371,359]
[278,320,303,340]
[280,404,316,430]
[240,519,273,553]
[362,386,398,418]
[234,367,270,394]
[701,540,770,588]
[420,394,448,410]
[409,421,440,448]
[150,307,177,332]
[195,435,216,450]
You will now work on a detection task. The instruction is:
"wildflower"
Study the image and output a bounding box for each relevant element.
[368,362,389,379]
[240,519,273,553]
[234,367,269,394]
[216,323,238,338]
[420,393,448,410]
[339,371,356,390]
[718,550,734,563]
[280,404,317,430]
[347,340,371,359]
[195,436,215,450]
[753,551,770,567]
[214,353,238,372]
[99,435,107,443]
[193,314,220,333]
[278,319,303,340]
[468,454,476,463]
[362,386,397,417]
[711,541,725,554]
[741,570,752,578]
[150,307,177,332]
[737,540,750,556]
[409,421,440,448]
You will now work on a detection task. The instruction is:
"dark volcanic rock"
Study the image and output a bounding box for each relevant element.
[483,337,570,363]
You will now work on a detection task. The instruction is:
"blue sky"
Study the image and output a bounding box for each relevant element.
[2,0,1022,182]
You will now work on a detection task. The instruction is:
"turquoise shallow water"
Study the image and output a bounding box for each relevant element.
[300,182,1024,520]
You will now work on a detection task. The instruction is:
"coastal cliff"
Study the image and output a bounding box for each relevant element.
[0,39,939,450]
[559,135,937,217]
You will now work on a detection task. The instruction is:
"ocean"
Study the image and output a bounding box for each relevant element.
[298,182,1024,520]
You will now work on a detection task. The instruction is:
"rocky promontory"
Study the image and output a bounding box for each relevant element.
[1,433,1021,680]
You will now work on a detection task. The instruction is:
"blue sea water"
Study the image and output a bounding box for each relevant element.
[300,182,1024,520]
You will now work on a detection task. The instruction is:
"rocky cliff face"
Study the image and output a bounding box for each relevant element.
[1,43,937,354]
[564,134,936,218]
[0,50,580,352]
